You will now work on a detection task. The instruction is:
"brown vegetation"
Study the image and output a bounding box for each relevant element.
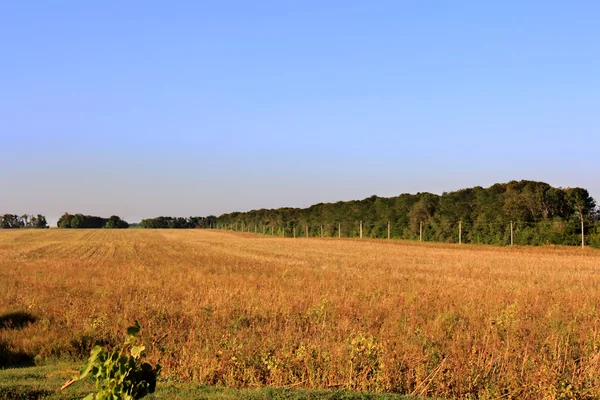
[1,229,600,398]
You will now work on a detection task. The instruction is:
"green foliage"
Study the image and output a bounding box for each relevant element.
[0,214,48,229]
[140,215,217,229]
[105,215,130,229]
[1,361,419,399]
[65,321,160,400]
[58,213,130,229]
[216,180,599,247]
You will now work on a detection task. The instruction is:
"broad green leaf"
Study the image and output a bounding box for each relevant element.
[80,346,104,379]
[126,320,141,336]
[131,345,145,358]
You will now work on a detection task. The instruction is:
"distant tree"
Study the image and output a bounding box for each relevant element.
[57,213,108,228]
[140,216,214,229]
[566,188,596,220]
[566,188,596,246]
[70,214,85,228]
[205,215,218,228]
[0,214,46,228]
[1,214,22,228]
[408,193,438,236]
[35,214,48,228]
[57,213,73,228]
[105,215,130,229]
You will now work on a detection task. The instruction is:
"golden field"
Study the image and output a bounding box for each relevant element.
[2,229,600,399]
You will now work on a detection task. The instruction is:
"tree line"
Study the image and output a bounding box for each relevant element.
[215,180,600,247]
[57,213,130,229]
[0,214,48,229]
[139,215,217,229]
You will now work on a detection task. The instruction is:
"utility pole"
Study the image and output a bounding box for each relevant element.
[510,221,514,246]
[387,221,391,240]
[360,221,363,239]
[419,221,423,242]
[582,218,585,249]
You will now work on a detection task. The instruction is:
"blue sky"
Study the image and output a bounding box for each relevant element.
[1,1,598,224]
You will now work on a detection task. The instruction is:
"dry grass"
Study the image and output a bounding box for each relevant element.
[2,229,600,398]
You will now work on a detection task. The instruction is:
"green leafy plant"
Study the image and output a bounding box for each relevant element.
[62,321,161,400]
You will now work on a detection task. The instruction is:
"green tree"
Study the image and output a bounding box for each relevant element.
[105,215,130,229]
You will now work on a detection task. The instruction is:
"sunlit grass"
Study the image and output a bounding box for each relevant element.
[1,229,600,398]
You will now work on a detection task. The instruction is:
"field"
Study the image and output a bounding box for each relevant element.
[2,230,600,399]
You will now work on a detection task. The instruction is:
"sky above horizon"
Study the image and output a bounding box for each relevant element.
[1,1,599,225]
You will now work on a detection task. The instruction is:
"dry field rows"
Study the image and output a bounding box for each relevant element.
[2,229,600,398]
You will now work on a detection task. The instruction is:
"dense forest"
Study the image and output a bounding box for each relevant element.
[216,180,600,247]
[57,213,130,229]
[0,214,48,229]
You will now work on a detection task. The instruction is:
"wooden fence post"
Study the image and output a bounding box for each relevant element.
[338,222,341,238]
[360,221,363,239]
[510,221,514,246]
[420,221,423,242]
[320,225,323,238]
[459,220,462,244]
[387,221,390,240]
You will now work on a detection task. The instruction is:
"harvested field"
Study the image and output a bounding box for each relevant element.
[1,229,600,398]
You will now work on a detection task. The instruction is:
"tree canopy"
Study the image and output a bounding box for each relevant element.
[140,215,217,229]
[57,213,130,229]
[0,214,48,229]
[216,180,599,247]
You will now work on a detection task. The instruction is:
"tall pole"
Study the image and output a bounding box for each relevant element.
[360,221,363,239]
[582,218,585,249]
[510,221,514,246]
[338,222,341,238]
[419,221,423,242]
[459,220,462,244]
[387,221,391,240]
[320,225,323,238]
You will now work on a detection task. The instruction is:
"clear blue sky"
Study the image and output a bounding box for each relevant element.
[1,1,598,224]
